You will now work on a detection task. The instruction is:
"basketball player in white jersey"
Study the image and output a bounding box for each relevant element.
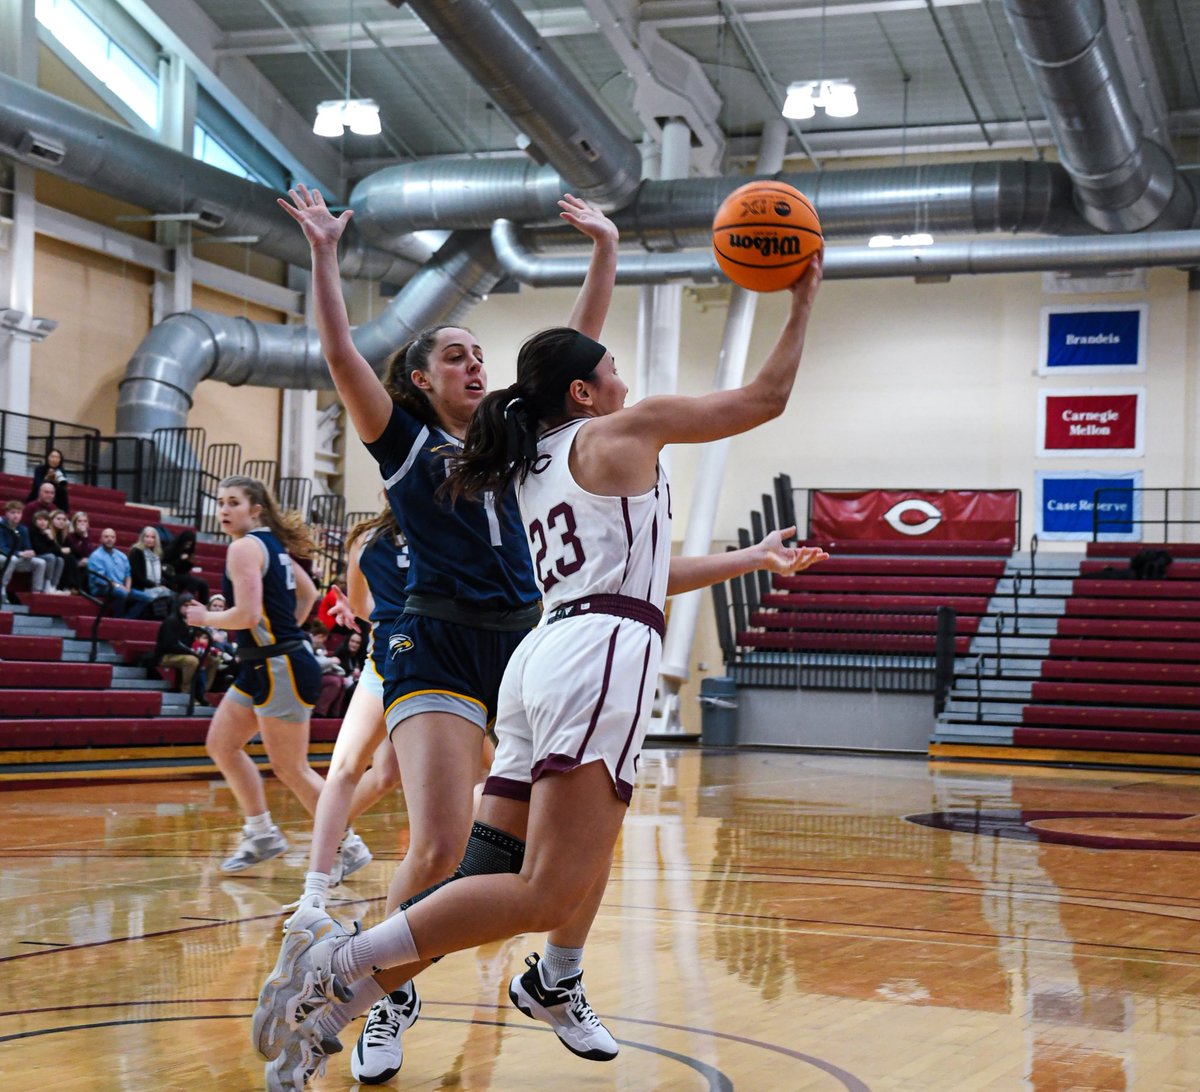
[254,253,823,1087]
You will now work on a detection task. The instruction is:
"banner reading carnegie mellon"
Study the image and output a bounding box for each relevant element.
[809,489,1019,545]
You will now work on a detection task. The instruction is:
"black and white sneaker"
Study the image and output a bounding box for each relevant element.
[351,981,421,1084]
[508,952,618,1061]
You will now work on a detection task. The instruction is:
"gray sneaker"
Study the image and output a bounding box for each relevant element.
[264,1026,342,1092]
[221,824,287,873]
[254,897,356,1061]
[330,830,372,886]
[254,931,353,1051]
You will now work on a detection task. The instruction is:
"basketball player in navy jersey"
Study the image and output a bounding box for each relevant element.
[288,509,409,906]
[184,476,326,873]
[262,184,623,1087]
[253,247,825,1086]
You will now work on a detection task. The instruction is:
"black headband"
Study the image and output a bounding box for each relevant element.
[559,330,608,382]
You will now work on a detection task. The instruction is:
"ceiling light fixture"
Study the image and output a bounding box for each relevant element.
[868,233,935,248]
[313,0,381,138]
[782,79,859,120]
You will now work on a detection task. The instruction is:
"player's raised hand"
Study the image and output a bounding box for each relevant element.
[559,193,619,246]
[278,183,353,249]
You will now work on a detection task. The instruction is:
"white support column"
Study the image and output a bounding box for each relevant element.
[152,52,196,324]
[0,0,36,469]
[280,277,318,481]
[639,118,691,476]
[653,118,789,735]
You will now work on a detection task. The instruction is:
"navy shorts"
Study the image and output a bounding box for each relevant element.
[379,613,531,734]
[226,647,323,722]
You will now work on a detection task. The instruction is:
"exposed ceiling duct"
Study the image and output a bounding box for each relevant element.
[4,0,1196,442]
[0,72,430,282]
[1002,0,1199,233]
[352,159,1089,244]
[400,0,642,209]
[114,232,501,437]
[493,218,1200,285]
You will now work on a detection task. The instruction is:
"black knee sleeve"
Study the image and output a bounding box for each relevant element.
[397,821,525,914]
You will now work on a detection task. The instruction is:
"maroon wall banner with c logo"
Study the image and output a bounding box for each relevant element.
[1038,389,1143,456]
[810,490,1018,543]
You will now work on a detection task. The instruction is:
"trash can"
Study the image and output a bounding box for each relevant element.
[699,676,739,746]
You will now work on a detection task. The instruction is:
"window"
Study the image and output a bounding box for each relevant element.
[193,123,268,184]
[36,0,159,129]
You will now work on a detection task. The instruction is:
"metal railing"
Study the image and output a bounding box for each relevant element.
[1092,486,1200,541]
[0,408,98,482]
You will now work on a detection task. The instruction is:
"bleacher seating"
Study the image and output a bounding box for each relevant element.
[933,539,1200,767]
[0,471,336,782]
[738,549,1007,660]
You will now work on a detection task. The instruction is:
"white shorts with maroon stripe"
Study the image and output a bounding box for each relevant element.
[485,612,662,804]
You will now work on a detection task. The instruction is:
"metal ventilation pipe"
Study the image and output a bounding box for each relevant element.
[493,219,1200,284]
[114,231,501,437]
[402,0,642,208]
[528,161,1089,251]
[1002,0,1198,232]
[0,73,429,281]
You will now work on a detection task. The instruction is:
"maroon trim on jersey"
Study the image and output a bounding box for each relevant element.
[578,625,619,755]
[647,493,659,599]
[619,497,635,586]
[529,752,635,803]
[539,419,582,441]
[482,775,532,802]
[614,629,654,786]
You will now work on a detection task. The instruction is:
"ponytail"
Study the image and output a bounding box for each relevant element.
[346,506,399,552]
[444,385,538,502]
[443,326,608,503]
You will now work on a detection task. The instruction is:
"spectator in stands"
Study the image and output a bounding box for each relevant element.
[47,509,78,592]
[308,620,348,716]
[26,447,70,512]
[1,499,47,603]
[86,527,153,618]
[129,526,176,610]
[162,528,211,603]
[334,628,367,710]
[203,592,238,691]
[66,511,96,588]
[27,509,65,593]
[21,480,58,527]
[154,593,218,700]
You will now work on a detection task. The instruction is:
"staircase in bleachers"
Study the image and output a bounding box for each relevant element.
[0,474,339,783]
[932,540,1200,769]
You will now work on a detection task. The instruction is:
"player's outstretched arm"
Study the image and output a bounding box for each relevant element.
[279,184,394,444]
[666,527,828,596]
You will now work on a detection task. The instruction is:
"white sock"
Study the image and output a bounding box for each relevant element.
[303,871,330,901]
[540,943,584,985]
[332,910,419,982]
[316,974,386,1039]
[245,811,273,835]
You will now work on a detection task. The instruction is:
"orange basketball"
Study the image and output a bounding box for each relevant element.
[711,181,822,292]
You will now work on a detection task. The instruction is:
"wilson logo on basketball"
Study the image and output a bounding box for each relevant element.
[389,633,414,656]
[725,232,807,258]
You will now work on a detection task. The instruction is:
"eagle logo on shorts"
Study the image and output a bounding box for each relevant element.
[389,633,414,657]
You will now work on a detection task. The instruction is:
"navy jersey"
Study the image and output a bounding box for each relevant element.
[364,404,539,610]
[358,525,410,627]
[221,527,306,649]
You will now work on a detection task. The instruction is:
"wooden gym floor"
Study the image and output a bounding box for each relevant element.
[3,748,1200,1090]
